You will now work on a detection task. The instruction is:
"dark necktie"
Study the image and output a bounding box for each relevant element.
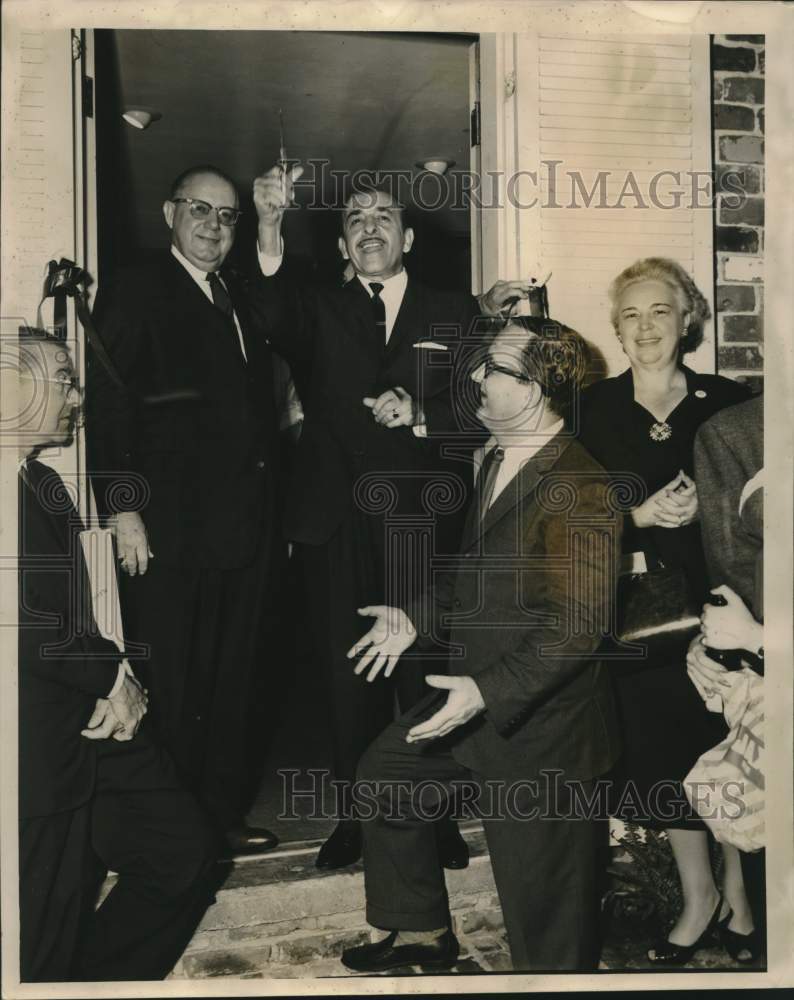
[206,271,234,319]
[478,446,505,522]
[368,282,387,342]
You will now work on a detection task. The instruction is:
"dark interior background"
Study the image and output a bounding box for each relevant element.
[95,29,475,289]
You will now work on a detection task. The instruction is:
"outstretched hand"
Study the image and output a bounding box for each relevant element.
[347,605,416,682]
[406,675,485,743]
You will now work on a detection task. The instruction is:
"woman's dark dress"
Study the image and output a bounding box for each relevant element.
[579,365,751,829]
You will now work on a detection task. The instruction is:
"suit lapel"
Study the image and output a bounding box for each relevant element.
[165,255,246,370]
[337,278,384,370]
[225,269,266,372]
[461,435,570,552]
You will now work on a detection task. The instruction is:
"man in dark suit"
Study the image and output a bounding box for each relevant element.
[252,165,531,868]
[339,317,621,972]
[16,330,216,981]
[87,165,284,853]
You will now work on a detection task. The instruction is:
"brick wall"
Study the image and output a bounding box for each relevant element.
[712,34,765,392]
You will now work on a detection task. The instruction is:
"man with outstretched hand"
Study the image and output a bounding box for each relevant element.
[339,317,621,973]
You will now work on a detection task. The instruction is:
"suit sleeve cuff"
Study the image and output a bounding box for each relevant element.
[107,658,134,698]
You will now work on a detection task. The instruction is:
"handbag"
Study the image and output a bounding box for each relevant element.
[608,563,701,668]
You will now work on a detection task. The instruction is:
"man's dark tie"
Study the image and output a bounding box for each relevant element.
[477,446,505,522]
[368,282,387,342]
[206,271,234,319]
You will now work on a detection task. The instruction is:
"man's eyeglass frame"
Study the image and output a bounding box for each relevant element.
[20,373,82,397]
[481,358,532,383]
[171,198,242,227]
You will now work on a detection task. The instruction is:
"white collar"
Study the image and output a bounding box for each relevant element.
[171,244,221,285]
[487,418,565,456]
[356,268,407,296]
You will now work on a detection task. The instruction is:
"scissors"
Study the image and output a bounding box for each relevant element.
[278,108,297,207]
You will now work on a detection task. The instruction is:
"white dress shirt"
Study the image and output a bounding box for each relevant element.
[481,419,565,509]
[356,269,408,344]
[258,241,408,343]
[258,242,429,437]
[171,245,247,361]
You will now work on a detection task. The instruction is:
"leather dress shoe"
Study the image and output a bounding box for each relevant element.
[341,929,459,973]
[223,824,278,856]
[316,822,362,870]
[437,819,469,870]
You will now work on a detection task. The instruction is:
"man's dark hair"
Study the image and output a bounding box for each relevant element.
[340,180,408,234]
[169,165,238,201]
[493,314,589,418]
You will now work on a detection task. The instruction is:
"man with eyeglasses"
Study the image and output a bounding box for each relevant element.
[87,165,284,856]
[15,329,217,980]
[338,317,621,973]
[251,165,533,872]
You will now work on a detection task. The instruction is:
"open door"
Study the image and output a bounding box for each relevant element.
[473,32,715,375]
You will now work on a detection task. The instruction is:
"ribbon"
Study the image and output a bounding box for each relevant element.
[36,258,124,389]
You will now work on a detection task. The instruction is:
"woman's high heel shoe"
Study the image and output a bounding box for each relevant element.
[647,896,725,966]
[718,912,761,964]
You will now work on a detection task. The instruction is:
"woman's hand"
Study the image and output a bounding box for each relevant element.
[686,633,731,700]
[701,585,763,652]
[631,470,698,529]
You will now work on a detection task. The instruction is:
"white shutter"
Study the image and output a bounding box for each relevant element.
[479,33,715,375]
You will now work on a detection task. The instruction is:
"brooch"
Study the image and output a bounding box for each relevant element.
[649,421,673,442]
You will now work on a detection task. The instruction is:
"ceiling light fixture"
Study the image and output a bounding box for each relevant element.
[415,158,455,176]
[122,108,162,130]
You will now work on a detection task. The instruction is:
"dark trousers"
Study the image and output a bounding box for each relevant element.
[357,694,604,972]
[19,731,217,982]
[120,537,282,829]
[300,513,434,791]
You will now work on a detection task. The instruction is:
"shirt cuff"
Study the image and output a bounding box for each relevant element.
[107,658,134,699]
[257,237,284,276]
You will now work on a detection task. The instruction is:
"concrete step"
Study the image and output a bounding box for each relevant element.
[170,824,503,978]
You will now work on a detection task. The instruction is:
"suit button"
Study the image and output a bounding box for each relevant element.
[256,460,265,470]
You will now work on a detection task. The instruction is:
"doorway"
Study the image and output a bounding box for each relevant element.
[92,27,476,845]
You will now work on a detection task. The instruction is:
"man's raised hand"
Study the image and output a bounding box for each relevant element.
[347,605,417,682]
[253,164,304,230]
[478,280,539,317]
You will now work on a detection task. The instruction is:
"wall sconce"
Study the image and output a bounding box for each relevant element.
[415,158,455,175]
[122,108,162,130]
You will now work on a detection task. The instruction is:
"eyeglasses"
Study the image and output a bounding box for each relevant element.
[20,373,82,397]
[171,198,242,227]
[481,358,531,383]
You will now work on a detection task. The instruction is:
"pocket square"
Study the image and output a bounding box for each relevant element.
[413,341,449,351]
